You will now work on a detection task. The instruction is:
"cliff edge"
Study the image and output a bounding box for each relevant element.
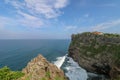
[69,32,120,79]
[19,54,67,80]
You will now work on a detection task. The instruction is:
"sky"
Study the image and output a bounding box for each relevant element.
[0,0,120,39]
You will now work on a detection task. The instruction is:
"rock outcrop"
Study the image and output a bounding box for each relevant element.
[19,54,67,80]
[69,32,120,80]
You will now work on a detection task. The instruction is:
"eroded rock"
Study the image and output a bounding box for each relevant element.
[19,54,67,80]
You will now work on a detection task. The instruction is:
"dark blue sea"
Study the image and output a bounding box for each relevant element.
[0,39,89,80]
[0,39,70,70]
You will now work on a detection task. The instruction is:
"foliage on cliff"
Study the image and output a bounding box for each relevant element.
[0,66,24,80]
[70,32,120,63]
[0,55,67,80]
[69,32,120,80]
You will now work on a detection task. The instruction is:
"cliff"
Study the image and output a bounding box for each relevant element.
[69,32,120,79]
[18,54,67,80]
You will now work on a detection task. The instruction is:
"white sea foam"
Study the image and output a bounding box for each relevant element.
[64,57,88,80]
[54,55,66,68]
[54,55,88,80]
[53,54,105,80]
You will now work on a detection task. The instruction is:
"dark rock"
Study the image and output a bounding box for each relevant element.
[92,63,111,75]
[69,32,120,80]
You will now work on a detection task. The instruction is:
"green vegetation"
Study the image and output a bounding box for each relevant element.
[71,32,120,59]
[70,32,120,70]
[45,71,50,78]
[24,74,32,80]
[69,32,120,80]
[40,76,64,80]
[0,66,24,80]
[104,33,120,38]
[0,67,66,80]
[54,76,65,80]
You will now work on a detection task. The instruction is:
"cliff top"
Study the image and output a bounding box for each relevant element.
[69,32,120,80]
[19,54,67,80]
[72,32,120,38]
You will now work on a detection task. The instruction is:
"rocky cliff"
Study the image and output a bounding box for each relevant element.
[69,32,120,80]
[19,54,67,80]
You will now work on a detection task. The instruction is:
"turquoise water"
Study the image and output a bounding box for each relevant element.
[0,39,70,70]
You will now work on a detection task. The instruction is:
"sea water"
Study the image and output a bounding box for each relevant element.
[0,39,88,80]
[54,55,88,80]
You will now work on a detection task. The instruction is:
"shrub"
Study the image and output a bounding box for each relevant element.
[0,66,24,80]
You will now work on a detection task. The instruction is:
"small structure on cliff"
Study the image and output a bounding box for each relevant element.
[92,31,103,35]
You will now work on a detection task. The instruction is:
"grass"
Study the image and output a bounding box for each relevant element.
[0,66,24,80]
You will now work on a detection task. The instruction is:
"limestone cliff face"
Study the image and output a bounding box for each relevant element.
[19,54,67,80]
[69,32,120,79]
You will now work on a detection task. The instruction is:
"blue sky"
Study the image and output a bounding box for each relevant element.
[0,0,120,39]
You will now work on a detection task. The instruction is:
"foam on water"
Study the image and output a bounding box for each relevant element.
[54,55,88,80]
[63,57,88,80]
[54,55,66,68]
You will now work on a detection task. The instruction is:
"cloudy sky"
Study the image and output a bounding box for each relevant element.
[0,0,120,39]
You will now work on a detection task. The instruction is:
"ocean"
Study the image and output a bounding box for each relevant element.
[0,39,88,80]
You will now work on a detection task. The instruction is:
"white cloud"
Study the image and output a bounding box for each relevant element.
[92,19,120,31]
[64,19,120,34]
[54,0,68,8]
[0,17,7,29]
[24,0,57,18]
[5,0,24,9]
[0,16,16,28]
[17,11,44,28]
[25,0,68,18]
[0,13,44,29]
[5,0,69,19]
[4,0,69,28]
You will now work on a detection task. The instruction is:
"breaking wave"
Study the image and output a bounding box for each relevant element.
[63,57,88,80]
[54,55,67,68]
[54,55,88,80]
